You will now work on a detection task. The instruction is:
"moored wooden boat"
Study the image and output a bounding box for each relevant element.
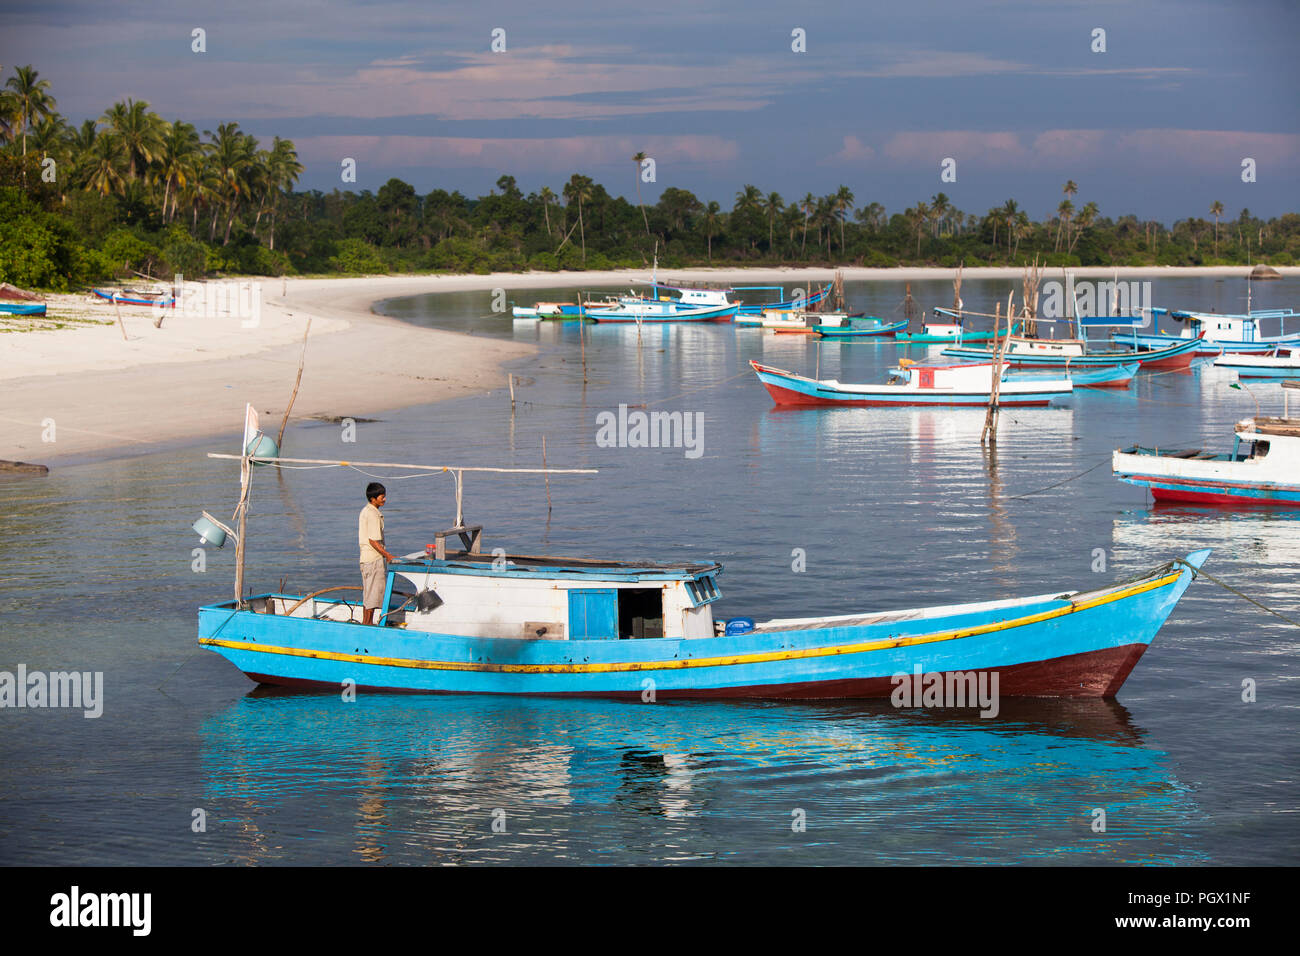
[814,318,908,338]
[585,298,737,323]
[1112,308,1300,355]
[896,309,1021,343]
[750,359,1073,407]
[943,333,1204,369]
[1213,347,1300,377]
[1009,362,1138,389]
[198,538,1210,700]
[1113,416,1300,505]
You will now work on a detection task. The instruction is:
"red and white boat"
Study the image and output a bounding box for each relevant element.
[1113,417,1300,505]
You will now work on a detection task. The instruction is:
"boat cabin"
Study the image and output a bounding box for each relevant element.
[244,551,725,640]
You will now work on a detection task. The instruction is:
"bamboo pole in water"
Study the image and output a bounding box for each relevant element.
[111,293,127,341]
[234,458,250,605]
[277,316,312,448]
[543,436,551,514]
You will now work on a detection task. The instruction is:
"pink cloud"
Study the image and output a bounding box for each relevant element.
[820,135,875,166]
[881,131,1027,164]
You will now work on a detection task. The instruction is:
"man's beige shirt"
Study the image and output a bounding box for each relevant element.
[358,503,385,564]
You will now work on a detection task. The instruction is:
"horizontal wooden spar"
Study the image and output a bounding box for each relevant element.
[206,453,597,475]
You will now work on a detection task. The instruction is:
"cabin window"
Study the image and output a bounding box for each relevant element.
[618,588,664,640]
[684,575,721,608]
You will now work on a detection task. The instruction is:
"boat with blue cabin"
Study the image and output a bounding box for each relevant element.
[1110,308,1300,354]
[197,517,1209,699]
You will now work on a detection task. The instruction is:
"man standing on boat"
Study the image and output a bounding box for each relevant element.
[359,482,399,625]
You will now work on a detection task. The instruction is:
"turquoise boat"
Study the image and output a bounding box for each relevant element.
[814,318,908,338]
[197,483,1207,699]
[0,302,46,316]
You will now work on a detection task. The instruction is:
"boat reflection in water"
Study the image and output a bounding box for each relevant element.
[198,692,1203,865]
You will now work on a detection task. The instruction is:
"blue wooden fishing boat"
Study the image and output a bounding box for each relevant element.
[751,360,1073,406]
[1008,362,1138,389]
[0,302,46,316]
[194,426,1208,700]
[733,284,830,316]
[197,526,1209,699]
[814,318,908,338]
[943,333,1204,369]
[1110,308,1300,355]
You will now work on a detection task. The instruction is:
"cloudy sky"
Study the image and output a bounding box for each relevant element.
[4,0,1297,222]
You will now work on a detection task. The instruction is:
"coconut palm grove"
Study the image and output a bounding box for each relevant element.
[2,63,1297,290]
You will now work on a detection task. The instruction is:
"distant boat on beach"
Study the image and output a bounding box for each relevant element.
[0,302,47,316]
[92,288,175,307]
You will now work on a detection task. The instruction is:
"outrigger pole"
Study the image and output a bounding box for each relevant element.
[206,454,598,602]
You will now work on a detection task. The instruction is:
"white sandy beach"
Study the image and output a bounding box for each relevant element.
[1,265,1292,465]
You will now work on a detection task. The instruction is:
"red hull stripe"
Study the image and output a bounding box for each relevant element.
[1123,472,1300,495]
[761,380,1052,407]
[242,643,1150,700]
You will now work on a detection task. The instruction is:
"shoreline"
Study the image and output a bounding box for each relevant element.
[2,266,1293,468]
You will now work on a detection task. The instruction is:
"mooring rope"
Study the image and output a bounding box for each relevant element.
[1179,563,1300,629]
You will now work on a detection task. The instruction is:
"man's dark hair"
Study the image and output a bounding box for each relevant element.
[366,482,386,502]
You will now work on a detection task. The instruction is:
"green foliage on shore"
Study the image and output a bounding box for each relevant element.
[1,64,1298,291]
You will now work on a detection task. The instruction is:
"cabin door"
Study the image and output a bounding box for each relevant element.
[568,589,619,640]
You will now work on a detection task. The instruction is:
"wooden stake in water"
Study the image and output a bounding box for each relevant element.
[277,316,312,448]
[542,436,551,514]
[508,373,515,411]
[112,293,127,341]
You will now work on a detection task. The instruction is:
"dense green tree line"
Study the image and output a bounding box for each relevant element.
[2,64,1297,291]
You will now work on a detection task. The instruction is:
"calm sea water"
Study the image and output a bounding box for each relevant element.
[2,275,1297,865]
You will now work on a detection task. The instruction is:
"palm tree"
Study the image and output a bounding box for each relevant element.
[1001,199,1019,253]
[4,65,57,160]
[734,184,761,212]
[1055,181,1078,250]
[703,200,721,262]
[1210,200,1224,257]
[930,193,949,237]
[631,152,650,236]
[539,186,556,237]
[154,120,201,224]
[912,202,931,256]
[204,122,256,244]
[760,192,783,253]
[1055,200,1074,253]
[799,192,815,256]
[82,133,126,197]
[833,185,855,253]
[263,137,302,250]
[29,113,68,161]
[1012,211,1031,259]
[563,174,594,263]
[1068,201,1097,254]
[101,99,164,183]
